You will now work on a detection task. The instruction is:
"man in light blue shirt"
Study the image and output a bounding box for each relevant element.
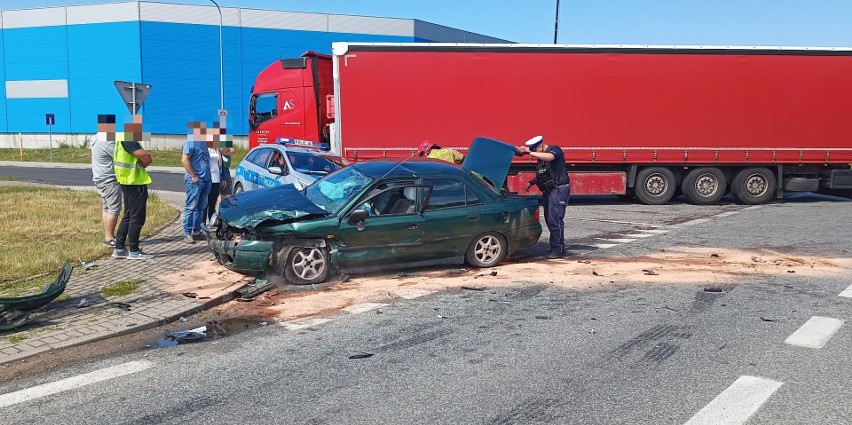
[180,121,211,243]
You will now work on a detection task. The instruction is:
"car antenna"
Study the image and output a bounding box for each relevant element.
[375,152,415,182]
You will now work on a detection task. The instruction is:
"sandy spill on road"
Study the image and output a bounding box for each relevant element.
[214,247,852,322]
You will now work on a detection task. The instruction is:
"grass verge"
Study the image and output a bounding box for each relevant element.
[0,145,248,168]
[101,279,144,297]
[0,187,176,295]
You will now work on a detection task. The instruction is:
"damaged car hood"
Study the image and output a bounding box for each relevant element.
[218,184,329,229]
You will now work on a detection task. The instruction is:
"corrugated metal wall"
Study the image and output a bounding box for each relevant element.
[0,1,504,136]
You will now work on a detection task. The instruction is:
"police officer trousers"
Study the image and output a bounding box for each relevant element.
[542,184,571,254]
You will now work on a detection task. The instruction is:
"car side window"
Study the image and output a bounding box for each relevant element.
[424,179,467,210]
[244,149,261,164]
[249,148,272,167]
[466,186,482,205]
[356,184,419,216]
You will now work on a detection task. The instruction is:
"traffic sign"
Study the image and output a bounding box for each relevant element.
[45,114,55,126]
[114,81,152,114]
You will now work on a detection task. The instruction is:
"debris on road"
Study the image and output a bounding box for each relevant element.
[461,286,486,291]
[78,257,97,271]
[787,270,796,273]
[577,259,591,264]
[588,329,596,334]
[237,278,274,301]
[179,316,188,322]
[490,271,498,276]
[703,287,724,293]
[710,253,720,258]
[338,274,350,282]
[751,256,763,262]
[642,269,659,275]
[592,271,601,276]
[535,315,552,320]
[759,317,778,322]
[76,298,91,309]
[181,292,197,298]
[348,352,374,359]
[165,326,208,344]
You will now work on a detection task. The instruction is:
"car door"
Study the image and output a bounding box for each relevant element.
[247,147,274,190]
[336,183,425,270]
[420,178,485,260]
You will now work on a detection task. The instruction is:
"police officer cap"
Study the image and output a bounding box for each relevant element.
[525,135,543,150]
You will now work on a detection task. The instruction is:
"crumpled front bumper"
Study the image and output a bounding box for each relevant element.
[204,226,273,276]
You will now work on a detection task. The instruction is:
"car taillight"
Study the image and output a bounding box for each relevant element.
[533,206,541,221]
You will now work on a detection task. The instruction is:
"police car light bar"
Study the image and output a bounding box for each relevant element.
[275,138,329,150]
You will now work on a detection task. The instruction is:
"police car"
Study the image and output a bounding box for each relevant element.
[233,139,350,193]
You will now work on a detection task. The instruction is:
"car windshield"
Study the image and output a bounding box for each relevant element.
[288,152,347,176]
[304,166,374,214]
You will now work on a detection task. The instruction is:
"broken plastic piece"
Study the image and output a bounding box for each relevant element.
[348,352,374,359]
[182,292,198,298]
[703,287,723,293]
[461,286,485,291]
[642,269,659,275]
[168,326,208,343]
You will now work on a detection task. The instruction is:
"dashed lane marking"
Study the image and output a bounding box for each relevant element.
[281,318,332,330]
[343,303,389,314]
[675,218,710,227]
[684,375,782,425]
[839,284,852,298]
[623,233,656,238]
[0,360,153,408]
[784,316,845,349]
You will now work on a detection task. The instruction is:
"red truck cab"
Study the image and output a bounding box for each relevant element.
[249,51,334,148]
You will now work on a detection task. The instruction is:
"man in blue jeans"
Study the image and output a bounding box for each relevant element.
[180,121,211,243]
[519,135,571,259]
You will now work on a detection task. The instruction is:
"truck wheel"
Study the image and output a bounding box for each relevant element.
[284,247,330,285]
[731,167,775,205]
[465,232,506,268]
[682,167,727,205]
[635,167,676,205]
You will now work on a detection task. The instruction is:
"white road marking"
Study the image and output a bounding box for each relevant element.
[590,243,618,249]
[784,316,845,349]
[839,284,852,298]
[676,218,710,227]
[343,303,388,314]
[595,238,636,243]
[574,217,662,227]
[0,360,153,408]
[623,233,656,238]
[281,318,332,330]
[684,375,782,425]
[637,229,669,234]
[716,211,739,217]
[394,288,436,300]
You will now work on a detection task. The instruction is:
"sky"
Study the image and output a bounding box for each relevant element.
[0,0,851,47]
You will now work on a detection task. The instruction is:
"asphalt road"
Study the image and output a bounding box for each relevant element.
[2,193,850,424]
[0,165,186,192]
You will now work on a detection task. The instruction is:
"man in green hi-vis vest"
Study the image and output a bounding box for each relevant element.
[112,115,154,260]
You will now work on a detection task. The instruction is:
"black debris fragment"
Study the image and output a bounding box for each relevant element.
[535,315,551,320]
[710,253,720,258]
[592,271,601,276]
[461,286,485,291]
[490,271,498,276]
[348,352,374,359]
[577,260,591,264]
[339,274,350,282]
[759,317,778,322]
[182,292,197,298]
[703,287,723,293]
[642,269,659,275]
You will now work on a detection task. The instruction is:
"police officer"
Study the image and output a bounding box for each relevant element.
[519,135,570,259]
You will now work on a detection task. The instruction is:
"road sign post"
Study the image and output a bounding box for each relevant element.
[45,114,55,162]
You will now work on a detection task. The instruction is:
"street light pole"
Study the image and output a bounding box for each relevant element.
[553,0,560,44]
[210,0,224,110]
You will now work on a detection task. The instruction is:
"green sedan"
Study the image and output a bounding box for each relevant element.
[207,137,542,285]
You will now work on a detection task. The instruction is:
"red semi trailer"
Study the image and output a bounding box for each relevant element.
[248,43,852,205]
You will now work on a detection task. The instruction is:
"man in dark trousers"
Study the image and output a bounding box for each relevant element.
[112,115,154,260]
[519,135,570,259]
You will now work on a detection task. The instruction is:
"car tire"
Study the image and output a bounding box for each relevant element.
[465,232,507,268]
[233,182,244,194]
[682,167,727,205]
[283,247,329,285]
[731,167,775,205]
[635,167,677,205]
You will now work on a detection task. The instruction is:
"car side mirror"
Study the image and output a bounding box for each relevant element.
[347,209,369,225]
[268,166,288,176]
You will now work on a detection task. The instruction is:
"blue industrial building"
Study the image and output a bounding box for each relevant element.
[0,1,505,136]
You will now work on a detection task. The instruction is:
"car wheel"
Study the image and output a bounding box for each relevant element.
[635,167,677,205]
[731,167,775,205]
[233,182,244,194]
[284,247,329,285]
[465,232,506,268]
